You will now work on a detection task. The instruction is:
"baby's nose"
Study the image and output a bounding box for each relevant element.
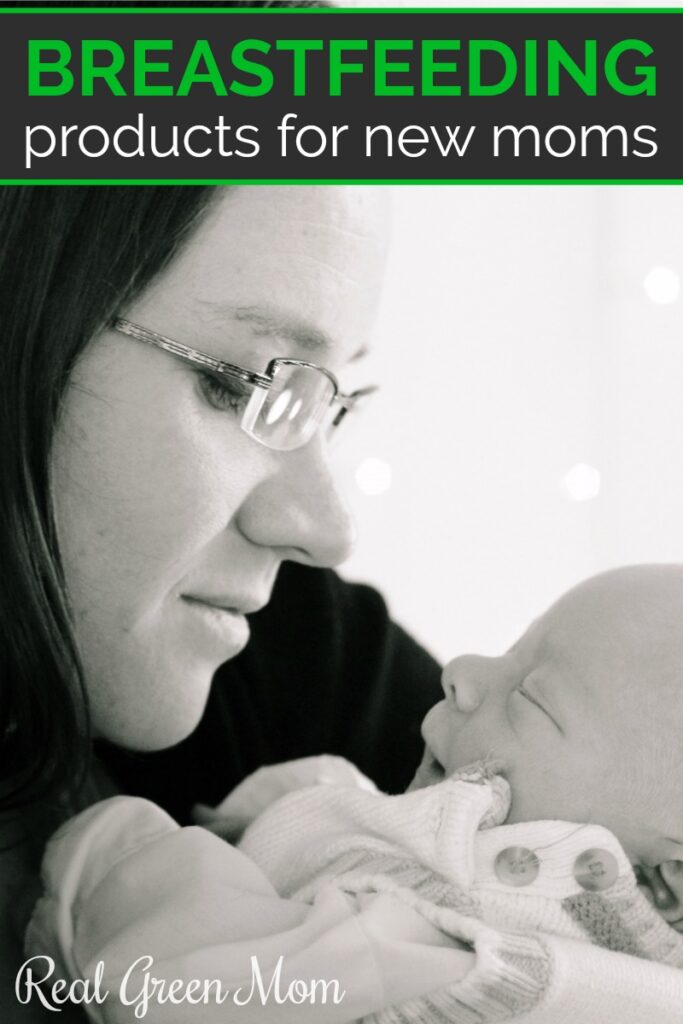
[441,654,489,713]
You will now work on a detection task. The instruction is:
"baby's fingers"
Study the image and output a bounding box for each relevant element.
[191,803,250,843]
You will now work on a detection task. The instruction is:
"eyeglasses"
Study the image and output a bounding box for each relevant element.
[112,318,377,452]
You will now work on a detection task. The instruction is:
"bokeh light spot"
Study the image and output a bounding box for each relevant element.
[355,457,392,496]
[643,266,680,305]
[563,463,601,502]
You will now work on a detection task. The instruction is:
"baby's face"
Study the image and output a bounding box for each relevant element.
[418,566,683,927]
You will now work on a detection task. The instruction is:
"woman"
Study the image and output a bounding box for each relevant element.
[0,183,445,1017]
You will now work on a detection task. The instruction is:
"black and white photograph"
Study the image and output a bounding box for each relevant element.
[2,2,683,1022]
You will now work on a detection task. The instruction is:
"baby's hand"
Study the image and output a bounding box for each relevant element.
[193,755,376,843]
[636,862,683,932]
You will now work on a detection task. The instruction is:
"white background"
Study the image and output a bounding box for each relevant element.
[335,186,683,662]
[315,2,683,663]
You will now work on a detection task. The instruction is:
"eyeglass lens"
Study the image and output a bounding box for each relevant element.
[244,362,337,450]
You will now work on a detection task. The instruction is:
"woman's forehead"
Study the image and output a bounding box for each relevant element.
[126,186,389,368]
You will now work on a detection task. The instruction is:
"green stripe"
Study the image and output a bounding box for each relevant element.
[1,6,682,13]
[3,179,683,185]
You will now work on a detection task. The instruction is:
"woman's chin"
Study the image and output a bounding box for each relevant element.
[96,715,202,752]
[90,678,213,752]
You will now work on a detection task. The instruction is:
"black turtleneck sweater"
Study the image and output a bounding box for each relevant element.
[98,562,443,823]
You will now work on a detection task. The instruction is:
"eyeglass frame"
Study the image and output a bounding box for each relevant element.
[111,317,378,446]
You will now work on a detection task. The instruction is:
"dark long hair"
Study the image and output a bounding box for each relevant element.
[0,187,216,816]
[0,0,332,822]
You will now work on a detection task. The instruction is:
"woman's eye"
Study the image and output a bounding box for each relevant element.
[198,372,251,414]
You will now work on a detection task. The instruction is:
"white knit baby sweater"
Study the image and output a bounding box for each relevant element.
[238,760,683,1023]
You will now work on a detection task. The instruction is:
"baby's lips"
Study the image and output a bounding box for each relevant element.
[407,746,445,791]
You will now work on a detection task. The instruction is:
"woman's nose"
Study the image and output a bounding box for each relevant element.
[235,438,356,568]
[441,654,494,713]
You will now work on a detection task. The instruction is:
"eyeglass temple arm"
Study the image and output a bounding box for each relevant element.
[338,383,380,406]
[112,318,272,389]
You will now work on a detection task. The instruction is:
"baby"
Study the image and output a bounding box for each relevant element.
[417,561,683,927]
[24,565,683,1023]
[221,564,683,934]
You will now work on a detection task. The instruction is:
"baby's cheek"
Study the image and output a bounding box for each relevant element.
[501,758,570,825]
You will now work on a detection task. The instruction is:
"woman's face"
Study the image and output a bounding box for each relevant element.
[51,187,389,750]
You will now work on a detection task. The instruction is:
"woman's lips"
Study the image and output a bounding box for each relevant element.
[182,592,267,616]
[180,596,251,654]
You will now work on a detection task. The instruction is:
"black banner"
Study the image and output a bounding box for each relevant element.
[0,6,679,181]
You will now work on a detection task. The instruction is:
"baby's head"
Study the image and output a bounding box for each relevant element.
[418,565,683,925]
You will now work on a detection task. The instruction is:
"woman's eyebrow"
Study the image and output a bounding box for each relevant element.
[233,305,331,352]
[199,302,368,362]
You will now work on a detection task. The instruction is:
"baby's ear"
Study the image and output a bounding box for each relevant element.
[660,859,683,893]
[636,861,683,929]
